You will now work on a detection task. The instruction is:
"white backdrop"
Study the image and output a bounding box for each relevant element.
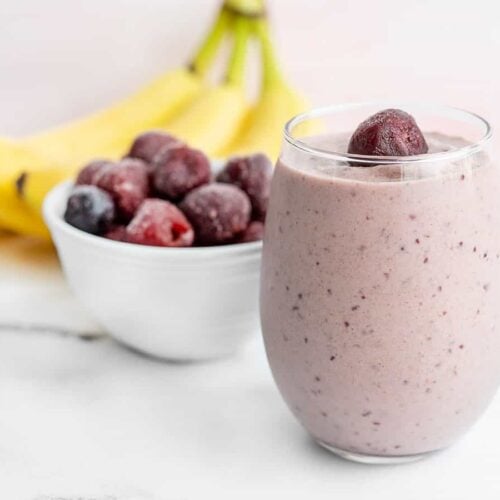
[0,0,498,138]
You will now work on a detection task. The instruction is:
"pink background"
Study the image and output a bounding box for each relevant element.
[0,0,497,139]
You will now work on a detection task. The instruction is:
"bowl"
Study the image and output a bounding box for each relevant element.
[43,181,262,361]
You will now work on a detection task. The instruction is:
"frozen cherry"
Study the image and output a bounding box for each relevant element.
[153,146,211,200]
[347,109,428,162]
[94,158,149,220]
[237,221,264,243]
[104,225,128,242]
[180,184,251,245]
[75,159,112,186]
[126,199,194,247]
[64,185,115,235]
[216,153,272,221]
[127,131,183,164]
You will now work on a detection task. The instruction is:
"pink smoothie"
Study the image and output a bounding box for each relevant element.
[260,133,500,457]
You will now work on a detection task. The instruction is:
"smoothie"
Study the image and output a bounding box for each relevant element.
[261,122,500,459]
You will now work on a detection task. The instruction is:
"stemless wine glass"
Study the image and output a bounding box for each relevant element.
[260,102,500,464]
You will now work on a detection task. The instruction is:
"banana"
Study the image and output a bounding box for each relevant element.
[0,137,56,177]
[16,167,68,216]
[224,0,265,16]
[21,8,233,168]
[0,174,49,240]
[162,16,251,156]
[221,86,310,161]
[8,8,233,233]
[0,193,49,240]
[0,138,57,238]
[4,1,316,244]
[25,68,201,168]
[221,19,313,161]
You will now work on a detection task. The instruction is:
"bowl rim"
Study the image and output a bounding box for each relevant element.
[44,181,262,260]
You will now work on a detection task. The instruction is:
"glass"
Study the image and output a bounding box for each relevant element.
[260,102,500,464]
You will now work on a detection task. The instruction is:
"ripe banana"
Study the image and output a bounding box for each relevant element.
[221,19,313,161]
[22,7,234,168]
[6,7,233,233]
[162,16,251,156]
[0,137,55,177]
[17,167,68,216]
[2,0,316,244]
[25,69,202,167]
[224,0,265,16]
[0,139,56,238]
[0,185,50,239]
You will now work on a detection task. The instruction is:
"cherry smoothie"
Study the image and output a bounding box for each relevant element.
[260,104,500,463]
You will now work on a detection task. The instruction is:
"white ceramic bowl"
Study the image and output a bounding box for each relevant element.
[44,181,262,361]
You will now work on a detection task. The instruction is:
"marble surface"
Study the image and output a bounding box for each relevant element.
[1,233,500,499]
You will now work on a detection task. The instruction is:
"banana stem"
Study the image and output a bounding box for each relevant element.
[190,8,231,77]
[254,18,286,90]
[226,16,251,86]
[224,0,266,17]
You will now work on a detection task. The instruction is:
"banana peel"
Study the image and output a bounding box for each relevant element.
[220,19,314,161]
[220,84,311,160]
[163,16,251,156]
[17,167,69,216]
[0,137,57,176]
[0,139,60,238]
[224,0,265,16]
[25,68,202,167]
[0,71,202,236]
[0,171,50,240]
[164,83,249,156]
[0,4,316,243]
[22,6,235,167]
[0,6,234,240]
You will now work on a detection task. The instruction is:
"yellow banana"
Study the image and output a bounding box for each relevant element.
[224,0,265,16]
[162,16,251,156]
[0,137,56,177]
[25,69,202,166]
[0,196,49,239]
[16,167,68,216]
[0,175,50,240]
[22,8,233,168]
[221,19,313,161]
[3,1,304,243]
[8,8,233,233]
[0,139,57,237]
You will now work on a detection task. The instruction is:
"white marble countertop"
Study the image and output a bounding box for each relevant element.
[1,233,500,500]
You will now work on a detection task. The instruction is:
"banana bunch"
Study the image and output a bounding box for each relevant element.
[220,18,313,160]
[0,0,312,240]
[164,14,251,155]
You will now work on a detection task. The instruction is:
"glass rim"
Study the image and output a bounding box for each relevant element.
[284,101,493,165]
